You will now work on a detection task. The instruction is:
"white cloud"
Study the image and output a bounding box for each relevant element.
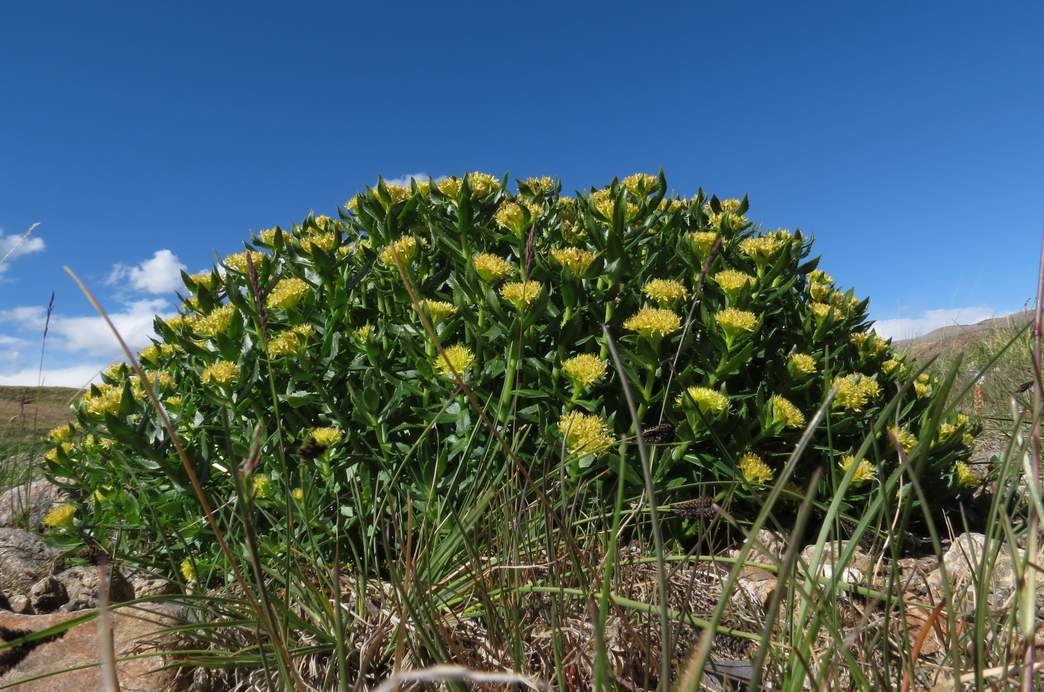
[108,249,186,294]
[0,362,106,388]
[0,227,45,273]
[872,306,998,341]
[383,172,431,187]
[0,299,172,360]
[0,334,26,347]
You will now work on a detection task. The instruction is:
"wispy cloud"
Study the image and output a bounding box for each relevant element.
[107,249,186,294]
[872,306,998,341]
[0,362,107,388]
[383,172,432,187]
[0,226,45,273]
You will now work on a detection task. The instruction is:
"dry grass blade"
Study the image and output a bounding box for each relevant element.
[1023,224,1044,691]
[97,561,121,692]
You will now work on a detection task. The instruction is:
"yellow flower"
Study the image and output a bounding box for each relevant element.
[678,386,730,416]
[550,247,597,277]
[201,361,238,386]
[378,236,420,268]
[787,353,817,378]
[882,357,908,378]
[267,277,311,311]
[521,176,555,194]
[711,269,755,300]
[180,559,197,583]
[164,314,189,331]
[590,188,637,221]
[355,324,375,341]
[309,427,343,446]
[642,279,688,305]
[494,201,528,237]
[84,384,123,416]
[808,269,834,285]
[624,307,682,340]
[889,426,918,453]
[622,172,658,194]
[139,343,173,365]
[558,411,615,458]
[224,250,264,273]
[419,300,457,325]
[955,462,978,488]
[189,271,215,289]
[383,183,412,205]
[93,485,114,502]
[714,308,758,342]
[810,302,839,325]
[435,344,475,377]
[164,396,183,409]
[851,332,888,358]
[437,176,462,198]
[48,424,74,443]
[251,475,270,499]
[44,442,73,462]
[291,487,304,502]
[739,232,789,267]
[770,394,806,429]
[267,325,314,358]
[839,455,876,484]
[499,281,543,310]
[832,373,881,412]
[738,452,773,485]
[257,228,284,245]
[562,354,608,389]
[345,195,361,213]
[194,304,238,337]
[465,172,500,197]
[473,253,513,283]
[42,503,76,529]
[914,373,933,399]
[687,231,719,257]
[297,232,337,254]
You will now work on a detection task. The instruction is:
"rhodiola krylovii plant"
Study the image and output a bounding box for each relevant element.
[44,171,978,577]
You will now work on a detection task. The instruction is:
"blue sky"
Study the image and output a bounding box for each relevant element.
[1,1,1042,386]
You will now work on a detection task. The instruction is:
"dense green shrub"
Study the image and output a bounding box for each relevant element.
[44,172,978,579]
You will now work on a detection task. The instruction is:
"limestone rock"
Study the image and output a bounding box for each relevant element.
[0,604,185,690]
[28,576,68,613]
[924,532,1043,612]
[0,479,67,531]
[799,541,871,585]
[0,528,63,594]
[7,595,32,614]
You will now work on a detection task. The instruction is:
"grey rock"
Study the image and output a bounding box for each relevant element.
[28,575,68,613]
[0,528,63,594]
[54,565,134,612]
[924,532,1044,612]
[0,479,67,530]
[8,594,33,614]
[799,541,871,585]
[132,577,180,598]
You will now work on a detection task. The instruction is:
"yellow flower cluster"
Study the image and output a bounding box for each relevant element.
[436,176,462,198]
[180,559,197,583]
[550,246,598,277]
[291,488,304,501]
[42,503,76,529]
[840,455,876,483]
[48,423,74,443]
[851,331,888,358]
[194,304,238,337]
[135,370,174,394]
[267,277,311,311]
[297,232,337,254]
[624,307,681,340]
[201,360,238,386]
[914,373,934,399]
[189,271,215,290]
[712,269,755,300]
[494,201,528,237]
[678,386,730,416]
[164,314,189,331]
[810,302,839,325]
[522,176,555,194]
[562,354,608,388]
[383,183,412,205]
[770,394,806,429]
[435,343,475,377]
[955,462,977,487]
[739,232,790,266]
[258,228,284,245]
[787,352,817,377]
[622,172,658,194]
[139,343,174,364]
[267,324,315,359]
[309,427,343,446]
[714,308,758,340]
[45,442,73,462]
[419,300,457,325]
[465,172,500,197]
[738,452,773,485]
[642,279,688,305]
[224,250,264,273]
[882,357,907,377]
[889,426,918,453]
[558,411,615,458]
[473,253,513,282]
[832,373,881,412]
[355,324,375,341]
[84,384,123,416]
[590,188,637,221]
[378,236,420,268]
[251,474,271,499]
[687,231,719,258]
[500,281,543,310]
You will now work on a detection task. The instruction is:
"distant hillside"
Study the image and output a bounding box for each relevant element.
[0,385,79,444]
[894,310,1033,360]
